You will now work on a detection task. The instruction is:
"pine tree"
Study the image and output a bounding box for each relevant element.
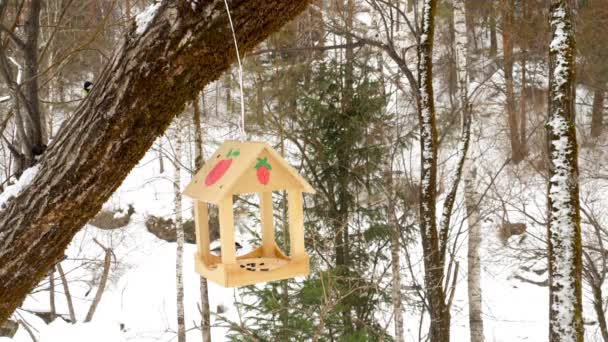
[228,50,392,341]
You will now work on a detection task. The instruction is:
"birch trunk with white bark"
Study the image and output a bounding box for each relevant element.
[453,0,484,341]
[173,119,186,342]
[464,166,483,342]
[547,2,583,341]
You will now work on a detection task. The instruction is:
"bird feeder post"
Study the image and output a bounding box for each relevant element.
[288,190,305,258]
[219,196,237,264]
[260,191,275,257]
[194,200,211,264]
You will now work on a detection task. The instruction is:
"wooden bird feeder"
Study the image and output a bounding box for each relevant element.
[183,141,315,287]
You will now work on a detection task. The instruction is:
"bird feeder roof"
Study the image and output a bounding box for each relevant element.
[183,141,315,204]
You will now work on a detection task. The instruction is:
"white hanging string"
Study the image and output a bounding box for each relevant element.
[223,0,246,140]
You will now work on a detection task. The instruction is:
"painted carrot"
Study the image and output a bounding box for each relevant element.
[205,148,240,186]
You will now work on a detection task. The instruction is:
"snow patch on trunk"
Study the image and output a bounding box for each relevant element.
[0,165,40,210]
[135,2,161,35]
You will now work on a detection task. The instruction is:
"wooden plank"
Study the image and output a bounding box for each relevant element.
[288,190,305,257]
[194,200,211,264]
[259,192,275,257]
[219,196,237,264]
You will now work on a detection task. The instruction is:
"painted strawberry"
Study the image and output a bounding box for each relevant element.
[205,148,240,186]
[255,158,272,185]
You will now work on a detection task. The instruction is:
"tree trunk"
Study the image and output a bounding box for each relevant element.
[193,99,204,172]
[335,0,355,334]
[463,0,475,79]
[57,263,76,323]
[447,3,457,106]
[193,98,211,342]
[465,167,483,342]
[174,119,186,342]
[278,131,290,340]
[49,268,56,319]
[520,52,528,156]
[502,0,523,163]
[389,198,404,342]
[381,46,404,341]
[23,0,45,153]
[591,279,608,342]
[547,2,584,341]
[454,0,483,340]
[84,242,112,322]
[489,3,497,60]
[590,88,605,138]
[0,0,311,324]
[417,1,450,341]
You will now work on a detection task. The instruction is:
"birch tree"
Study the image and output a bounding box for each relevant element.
[546,1,583,341]
[453,0,483,341]
[464,167,483,342]
[0,0,311,324]
[173,118,186,342]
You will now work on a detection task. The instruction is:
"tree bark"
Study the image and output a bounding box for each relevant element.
[590,87,605,138]
[547,2,584,341]
[0,0,311,324]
